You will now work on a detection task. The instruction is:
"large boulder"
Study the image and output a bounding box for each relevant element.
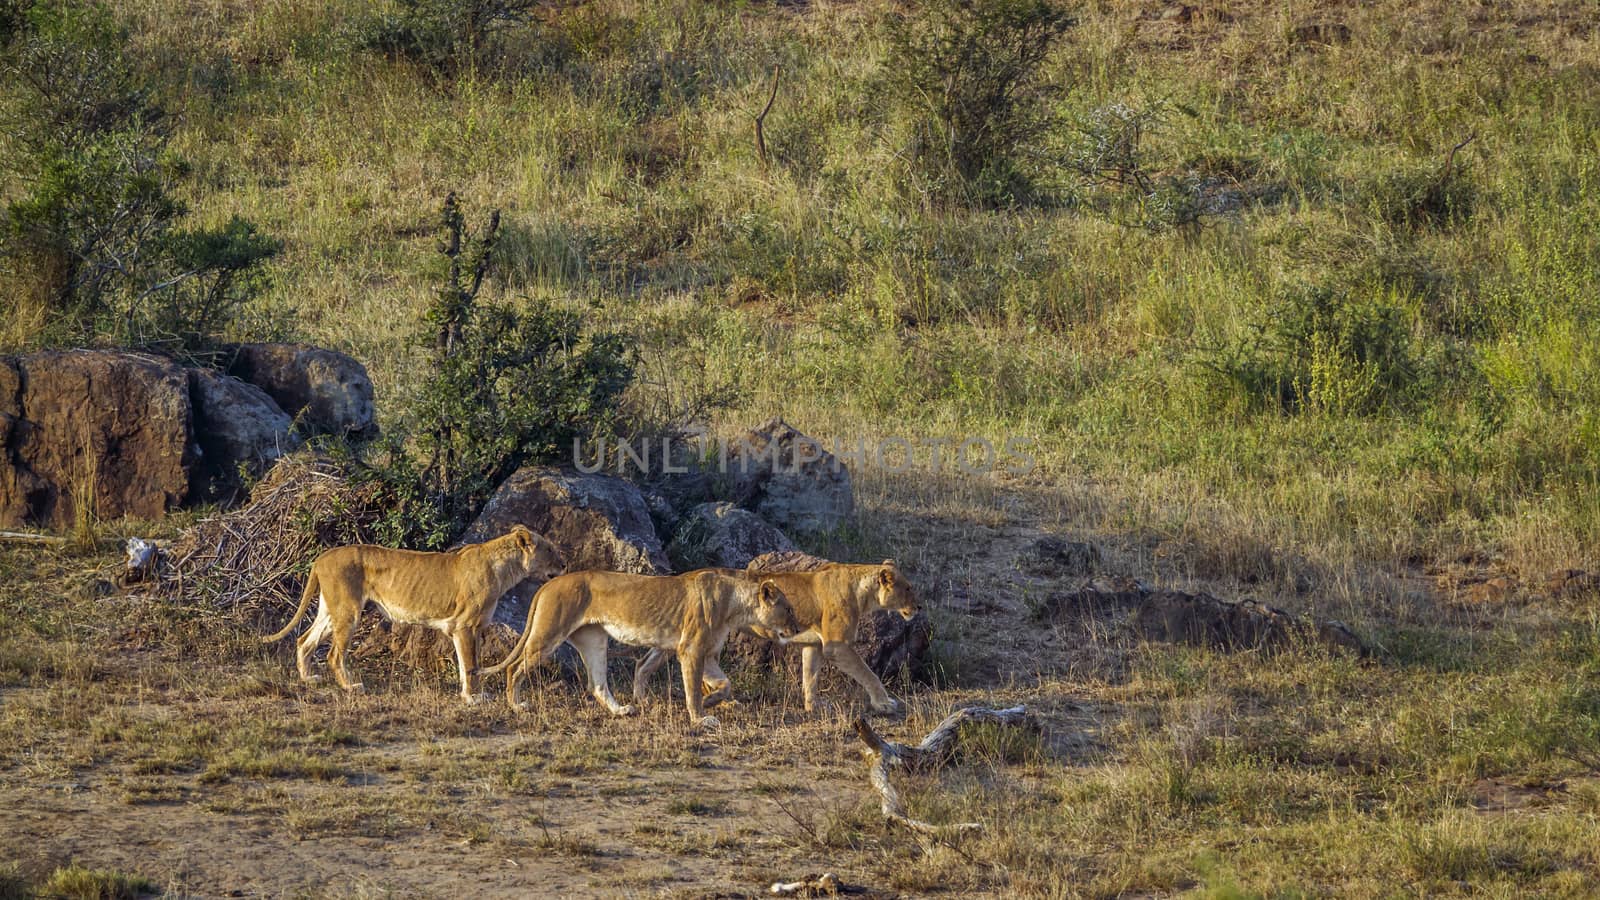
[460,466,669,624]
[668,501,795,570]
[223,343,376,438]
[0,350,194,528]
[744,550,932,683]
[188,367,299,502]
[725,418,854,534]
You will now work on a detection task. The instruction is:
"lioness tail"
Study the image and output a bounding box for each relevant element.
[263,570,319,643]
[477,589,542,676]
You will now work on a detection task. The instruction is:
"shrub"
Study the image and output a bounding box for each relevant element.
[378,195,634,547]
[1059,100,1212,233]
[1358,159,1476,229]
[883,0,1074,206]
[0,0,278,351]
[353,0,544,76]
[1197,282,1425,416]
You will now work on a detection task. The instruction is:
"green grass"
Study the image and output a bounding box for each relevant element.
[18,0,1581,577]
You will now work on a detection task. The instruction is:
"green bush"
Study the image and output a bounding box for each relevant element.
[377,195,634,548]
[883,0,1073,206]
[1197,282,1426,417]
[0,0,278,351]
[352,0,546,76]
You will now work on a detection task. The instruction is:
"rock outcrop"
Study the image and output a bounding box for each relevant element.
[726,418,854,534]
[668,501,795,570]
[0,350,194,528]
[188,367,299,502]
[460,466,669,624]
[1030,575,1366,656]
[224,343,377,438]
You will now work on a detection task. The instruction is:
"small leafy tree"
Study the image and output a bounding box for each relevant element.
[385,194,634,547]
[0,1,279,351]
[1058,100,1209,234]
[884,0,1074,205]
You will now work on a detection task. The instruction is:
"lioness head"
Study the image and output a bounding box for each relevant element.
[874,560,919,621]
[750,579,802,640]
[505,525,566,581]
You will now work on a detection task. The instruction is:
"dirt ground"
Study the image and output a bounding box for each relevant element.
[0,489,1114,899]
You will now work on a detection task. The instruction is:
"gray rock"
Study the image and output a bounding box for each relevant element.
[726,417,853,534]
[461,466,669,625]
[224,343,376,438]
[669,501,795,570]
[188,367,299,502]
[1017,535,1101,578]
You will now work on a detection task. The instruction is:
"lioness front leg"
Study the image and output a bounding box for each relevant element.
[822,641,903,716]
[677,634,719,728]
[448,626,481,704]
[633,648,734,708]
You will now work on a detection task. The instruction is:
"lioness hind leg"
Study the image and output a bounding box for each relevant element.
[569,626,634,716]
[326,610,363,692]
[505,658,529,710]
[632,648,668,702]
[295,607,333,683]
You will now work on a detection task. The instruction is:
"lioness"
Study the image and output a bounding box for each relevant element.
[633,560,919,716]
[480,569,801,727]
[262,525,565,703]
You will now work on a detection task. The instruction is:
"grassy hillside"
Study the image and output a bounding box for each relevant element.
[17,0,1582,581]
[4,2,1600,896]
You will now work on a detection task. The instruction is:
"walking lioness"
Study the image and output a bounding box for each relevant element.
[263,525,564,703]
[480,569,801,726]
[634,559,919,715]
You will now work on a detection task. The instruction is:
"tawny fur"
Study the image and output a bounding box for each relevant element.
[633,560,920,716]
[481,569,801,727]
[263,525,564,703]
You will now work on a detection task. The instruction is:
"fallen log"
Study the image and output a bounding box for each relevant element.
[851,705,1032,837]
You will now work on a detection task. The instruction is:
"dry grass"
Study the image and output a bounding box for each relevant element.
[5,452,1600,895]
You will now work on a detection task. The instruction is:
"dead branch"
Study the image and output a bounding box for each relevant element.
[769,872,843,896]
[0,531,67,545]
[852,705,1031,838]
[754,65,780,170]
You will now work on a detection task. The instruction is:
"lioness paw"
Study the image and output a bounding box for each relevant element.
[868,697,905,717]
[615,704,639,717]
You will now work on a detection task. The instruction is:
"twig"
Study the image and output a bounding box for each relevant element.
[1437,133,1476,188]
[851,705,1032,838]
[754,65,780,170]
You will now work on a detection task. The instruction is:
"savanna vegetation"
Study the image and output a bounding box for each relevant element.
[3,0,1599,896]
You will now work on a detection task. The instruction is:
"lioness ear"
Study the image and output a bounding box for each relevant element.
[759,580,778,603]
[878,567,894,588]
